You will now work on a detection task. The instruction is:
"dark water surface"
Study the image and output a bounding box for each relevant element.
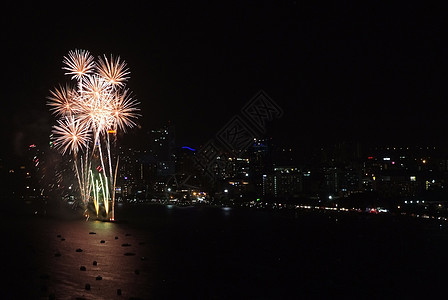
[1,205,448,299]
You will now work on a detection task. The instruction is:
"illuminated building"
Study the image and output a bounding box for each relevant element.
[148,123,176,177]
[249,138,272,197]
[263,167,302,199]
[361,145,447,198]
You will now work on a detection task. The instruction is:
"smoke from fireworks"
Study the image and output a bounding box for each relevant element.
[48,49,140,220]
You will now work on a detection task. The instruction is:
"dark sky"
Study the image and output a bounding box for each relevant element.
[2,1,448,158]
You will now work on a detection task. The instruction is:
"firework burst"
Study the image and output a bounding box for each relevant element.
[62,49,96,80]
[97,55,130,87]
[47,84,79,117]
[48,49,141,220]
[111,89,140,132]
[52,116,91,155]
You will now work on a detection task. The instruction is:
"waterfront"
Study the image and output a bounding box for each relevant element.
[1,204,448,299]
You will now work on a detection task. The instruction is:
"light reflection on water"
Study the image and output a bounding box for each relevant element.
[18,216,156,299]
[5,204,448,298]
[3,205,256,299]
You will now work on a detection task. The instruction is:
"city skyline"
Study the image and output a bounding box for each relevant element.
[6,123,448,199]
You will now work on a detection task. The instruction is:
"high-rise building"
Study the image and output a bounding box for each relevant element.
[263,166,302,200]
[148,123,176,177]
[249,138,272,197]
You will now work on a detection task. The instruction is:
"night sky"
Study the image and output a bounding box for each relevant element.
[2,1,448,159]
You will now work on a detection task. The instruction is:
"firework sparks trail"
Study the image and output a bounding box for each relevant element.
[90,170,99,216]
[48,49,141,219]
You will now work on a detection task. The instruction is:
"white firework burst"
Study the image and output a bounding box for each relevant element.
[62,49,96,80]
[96,54,130,87]
[52,116,91,155]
